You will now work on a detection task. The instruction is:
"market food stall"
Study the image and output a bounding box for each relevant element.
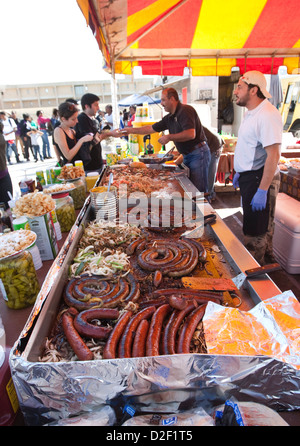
[3,161,299,426]
[3,0,300,427]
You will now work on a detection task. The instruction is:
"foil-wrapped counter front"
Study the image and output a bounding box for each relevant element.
[9,166,296,426]
[10,352,300,426]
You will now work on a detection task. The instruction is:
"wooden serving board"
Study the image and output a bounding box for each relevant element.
[181,277,238,292]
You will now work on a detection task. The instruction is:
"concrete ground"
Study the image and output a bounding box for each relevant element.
[6,141,57,195]
[211,184,300,299]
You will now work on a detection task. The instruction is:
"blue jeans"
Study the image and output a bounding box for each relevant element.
[32,144,44,161]
[41,129,51,158]
[183,144,211,193]
[207,149,221,199]
[6,141,20,163]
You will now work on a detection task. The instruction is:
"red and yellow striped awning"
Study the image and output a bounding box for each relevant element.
[77,0,300,76]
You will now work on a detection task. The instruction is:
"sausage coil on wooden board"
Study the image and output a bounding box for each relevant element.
[64,273,140,310]
[181,237,207,263]
[136,239,201,277]
[126,237,146,255]
[62,310,94,361]
[177,304,207,354]
[73,308,119,339]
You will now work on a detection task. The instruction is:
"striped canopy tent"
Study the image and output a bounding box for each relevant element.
[77,0,300,77]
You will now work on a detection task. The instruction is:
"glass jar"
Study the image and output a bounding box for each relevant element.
[67,178,86,209]
[0,250,40,309]
[54,192,76,233]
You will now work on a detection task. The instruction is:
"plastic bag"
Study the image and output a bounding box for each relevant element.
[122,407,214,426]
[214,399,288,426]
[203,290,300,369]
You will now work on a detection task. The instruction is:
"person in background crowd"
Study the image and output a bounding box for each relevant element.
[95,110,105,125]
[232,70,282,265]
[0,111,21,164]
[76,93,115,172]
[36,110,52,159]
[122,88,211,193]
[0,122,13,209]
[102,104,114,130]
[19,113,34,161]
[27,127,44,162]
[204,126,224,202]
[10,111,25,158]
[123,108,129,127]
[30,117,38,129]
[66,98,78,105]
[127,105,136,126]
[51,108,60,129]
[53,101,93,166]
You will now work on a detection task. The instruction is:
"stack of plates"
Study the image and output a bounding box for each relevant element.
[91,190,118,220]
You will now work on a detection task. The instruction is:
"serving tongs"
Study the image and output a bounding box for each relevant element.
[162,146,176,159]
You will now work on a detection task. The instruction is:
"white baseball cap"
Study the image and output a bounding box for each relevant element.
[240,71,272,99]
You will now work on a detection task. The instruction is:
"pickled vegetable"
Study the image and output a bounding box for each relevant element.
[0,250,40,309]
[69,184,86,209]
[56,201,76,232]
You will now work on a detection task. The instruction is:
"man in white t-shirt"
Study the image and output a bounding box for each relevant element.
[232,71,282,265]
[0,111,21,164]
[102,104,114,130]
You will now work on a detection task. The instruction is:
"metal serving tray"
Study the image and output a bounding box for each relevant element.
[11,165,297,426]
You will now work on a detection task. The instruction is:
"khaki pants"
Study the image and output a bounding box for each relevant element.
[243,172,280,265]
[15,134,24,155]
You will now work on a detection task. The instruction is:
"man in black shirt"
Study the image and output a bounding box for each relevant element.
[75,93,103,172]
[122,88,211,193]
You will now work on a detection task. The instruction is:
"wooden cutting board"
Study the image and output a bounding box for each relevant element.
[182,277,238,292]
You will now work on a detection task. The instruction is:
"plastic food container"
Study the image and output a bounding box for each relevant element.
[54,192,76,233]
[0,250,40,309]
[106,153,118,166]
[12,216,30,231]
[86,172,99,192]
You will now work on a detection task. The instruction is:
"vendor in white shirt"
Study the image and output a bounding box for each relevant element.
[102,105,114,130]
[232,71,282,265]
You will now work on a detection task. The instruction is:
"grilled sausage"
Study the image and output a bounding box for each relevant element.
[74,308,119,339]
[145,304,172,357]
[131,319,149,358]
[102,311,133,360]
[62,311,93,361]
[177,304,207,354]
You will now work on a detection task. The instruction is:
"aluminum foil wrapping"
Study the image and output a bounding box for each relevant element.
[8,170,300,425]
[10,348,300,426]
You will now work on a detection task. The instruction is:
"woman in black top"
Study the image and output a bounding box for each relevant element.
[53,102,93,166]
